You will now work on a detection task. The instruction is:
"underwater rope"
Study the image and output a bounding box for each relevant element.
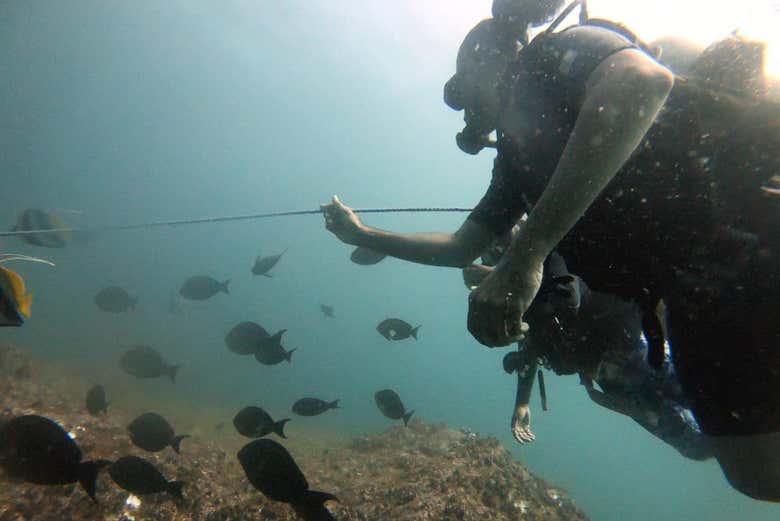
[0,207,473,238]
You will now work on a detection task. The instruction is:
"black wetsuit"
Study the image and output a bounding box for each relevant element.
[468,24,780,436]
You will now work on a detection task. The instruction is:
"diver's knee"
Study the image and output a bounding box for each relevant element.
[712,433,780,502]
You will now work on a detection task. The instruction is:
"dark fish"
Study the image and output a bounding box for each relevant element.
[233,406,289,438]
[85,384,108,416]
[349,247,387,265]
[251,250,287,277]
[12,209,71,248]
[225,321,270,355]
[179,275,230,301]
[254,330,296,365]
[0,415,109,501]
[320,305,334,318]
[376,318,420,341]
[109,456,184,499]
[292,398,340,417]
[93,286,136,313]
[0,266,32,327]
[119,346,180,382]
[374,389,414,426]
[238,439,338,520]
[127,412,189,453]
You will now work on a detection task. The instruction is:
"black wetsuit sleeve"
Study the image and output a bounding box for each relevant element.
[467,154,527,238]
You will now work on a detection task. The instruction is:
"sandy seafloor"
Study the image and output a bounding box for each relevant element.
[0,342,590,521]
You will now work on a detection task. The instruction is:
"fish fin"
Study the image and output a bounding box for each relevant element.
[78,459,111,502]
[171,434,190,454]
[263,273,272,278]
[167,480,185,500]
[298,490,339,507]
[285,348,296,363]
[294,491,338,521]
[168,365,181,383]
[329,399,340,410]
[273,418,290,438]
[402,410,415,427]
[16,292,32,318]
[221,280,231,294]
[410,325,421,340]
[269,329,287,346]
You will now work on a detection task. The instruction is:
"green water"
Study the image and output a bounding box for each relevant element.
[2,2,778,520]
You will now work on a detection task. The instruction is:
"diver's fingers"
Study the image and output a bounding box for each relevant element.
[332,195,349,210]
[507,319,529,343]
[513,428,535,444]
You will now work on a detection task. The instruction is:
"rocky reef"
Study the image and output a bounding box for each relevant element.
[0,343,589,521]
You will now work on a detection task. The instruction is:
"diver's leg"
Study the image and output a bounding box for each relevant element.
[710,432,780,501]
[667,280,780,501]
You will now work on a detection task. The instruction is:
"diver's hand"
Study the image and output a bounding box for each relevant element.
[467,259,543,347]
[320,195,364,245]
[462,264,493,290]
[511,404,535,444]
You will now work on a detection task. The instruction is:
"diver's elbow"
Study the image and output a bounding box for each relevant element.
[447,245,480,269]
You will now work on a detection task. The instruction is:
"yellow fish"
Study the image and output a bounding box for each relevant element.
[0,265,32,326]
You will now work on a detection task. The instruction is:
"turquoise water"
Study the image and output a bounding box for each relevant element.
[2,2,778,520]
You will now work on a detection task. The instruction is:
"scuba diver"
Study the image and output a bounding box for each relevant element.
[322,0,780,500]
[466,229,712,461]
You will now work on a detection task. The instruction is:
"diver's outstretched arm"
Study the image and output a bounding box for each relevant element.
[321,196,494,268]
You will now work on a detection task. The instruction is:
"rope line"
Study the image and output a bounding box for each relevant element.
[0,207,473,238]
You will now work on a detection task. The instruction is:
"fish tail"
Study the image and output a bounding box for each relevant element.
[168,364,181,383]
[221,279,231,294]
[271,329,287,346]
[171,434,190,454]
[285,348,296,363]
[329,399,340,410]
[78,459,111,503]
[411,325,421,340]
[273,418,290,438]
[167,480,185,500]
[402,410,415,427]
[16,291,32,318]
[294,490,339,520]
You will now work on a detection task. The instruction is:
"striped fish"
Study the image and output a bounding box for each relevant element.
[12,209,71,248]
